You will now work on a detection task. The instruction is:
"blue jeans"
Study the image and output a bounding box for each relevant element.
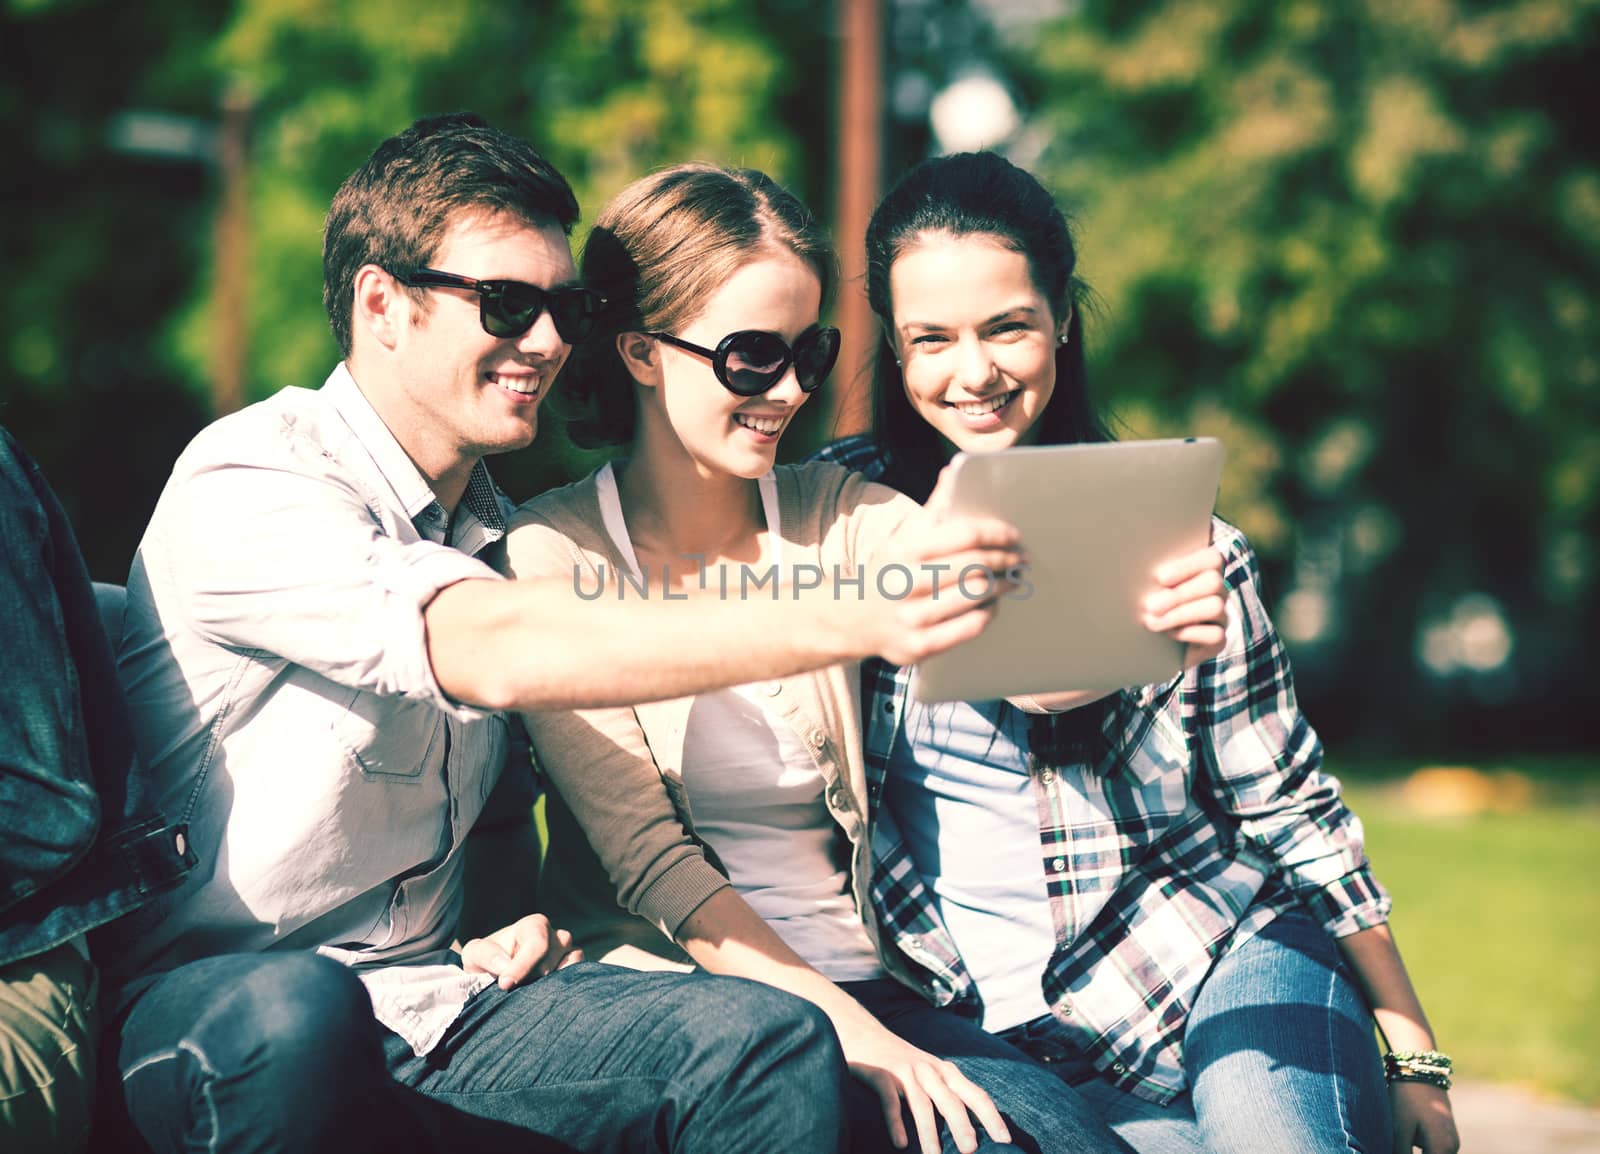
[104,954,847,1153]
[840,978,1134,1154]
[1000,910,1391,1154]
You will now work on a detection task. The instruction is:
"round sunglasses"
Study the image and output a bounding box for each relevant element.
[648,326,842,397]
[393,269,607,344]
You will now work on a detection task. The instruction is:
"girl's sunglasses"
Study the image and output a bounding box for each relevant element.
[394,269,607,344]
[648,326,842,397]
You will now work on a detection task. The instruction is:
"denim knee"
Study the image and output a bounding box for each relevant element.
[223,954,377,1077]
[680,978,846,1149]
[705,977,838,1060]
[1185,913,1390,1154]
[682,979,842,1093]
[118,953,389,1154]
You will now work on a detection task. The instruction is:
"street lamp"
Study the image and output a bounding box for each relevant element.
[928,65,1020,154]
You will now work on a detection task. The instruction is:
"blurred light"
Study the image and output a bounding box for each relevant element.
[1305,419,1371,495]
[893,69,935,122]
[1346,504,1400,570]
[105,111,217,164]
[1416,593,1515,677]
[969,0,1077,36]
[1456,595,1513,671]
[1418,623,1457,676]
[1279,588,1333,645]
[11,325,57,379]
[1545,531,1589,602]
[929,68,1021,154]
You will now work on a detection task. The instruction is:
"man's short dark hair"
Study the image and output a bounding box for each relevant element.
[322,112,580,355]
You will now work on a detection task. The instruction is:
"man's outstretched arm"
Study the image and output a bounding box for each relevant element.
[425,506,1023,713]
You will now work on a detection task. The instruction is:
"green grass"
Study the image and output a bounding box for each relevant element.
[1337,756,1600,1104]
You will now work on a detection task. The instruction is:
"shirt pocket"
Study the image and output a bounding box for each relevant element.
[337,687,443,779]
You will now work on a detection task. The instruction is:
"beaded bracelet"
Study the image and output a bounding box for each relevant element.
[1384,1049,1453,1091]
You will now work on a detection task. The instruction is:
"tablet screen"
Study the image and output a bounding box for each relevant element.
[912,437,1224,703]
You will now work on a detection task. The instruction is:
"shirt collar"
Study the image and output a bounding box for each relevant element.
[452,465,507,556]
[320,363,506,554]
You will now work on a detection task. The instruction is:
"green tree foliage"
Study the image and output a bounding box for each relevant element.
[1016,0,1599,747]
[3,0,823,560]
[190,0,822,495]
[0,0,224,575]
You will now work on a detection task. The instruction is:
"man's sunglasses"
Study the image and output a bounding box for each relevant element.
[393,269,607,344]
[649,326,842,397]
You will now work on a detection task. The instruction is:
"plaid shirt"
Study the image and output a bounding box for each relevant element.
[816,436,1391,1104]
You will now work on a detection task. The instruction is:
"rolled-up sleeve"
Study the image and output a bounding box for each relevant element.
[154,414,500,721]
[1193,525,1391,938]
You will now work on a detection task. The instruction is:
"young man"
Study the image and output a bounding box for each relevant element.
[93,114,1020,1153]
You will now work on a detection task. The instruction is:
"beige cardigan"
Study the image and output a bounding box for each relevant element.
[506,460,917,971]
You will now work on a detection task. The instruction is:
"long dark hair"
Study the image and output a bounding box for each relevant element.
[865,152,1126,765]
[864,150,1110,503]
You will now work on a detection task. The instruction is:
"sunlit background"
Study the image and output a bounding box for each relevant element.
[3,0,1596,1123]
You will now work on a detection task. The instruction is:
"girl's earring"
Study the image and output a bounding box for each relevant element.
[1057,331,1069,345]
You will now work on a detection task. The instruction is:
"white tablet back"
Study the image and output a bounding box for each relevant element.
[912,438,1224,703]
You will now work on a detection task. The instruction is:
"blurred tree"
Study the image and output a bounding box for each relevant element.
[2,0,830,569]
[197,0,828,498]
[1015,0,1599,750]
[0,0,223,579]
[6,0,1593,753]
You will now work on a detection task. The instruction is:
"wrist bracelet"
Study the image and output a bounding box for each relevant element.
[1383,1049,1453,1091]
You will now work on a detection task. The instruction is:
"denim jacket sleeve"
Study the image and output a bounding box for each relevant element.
[2,426,196,967]
[0,427,102,914]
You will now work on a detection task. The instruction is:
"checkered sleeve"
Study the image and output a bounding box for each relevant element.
[1191,523,1391,938]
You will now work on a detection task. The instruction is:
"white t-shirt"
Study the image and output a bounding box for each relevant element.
[886,693,1055,1031]
[680,687,883,981]
[596,462,882,982]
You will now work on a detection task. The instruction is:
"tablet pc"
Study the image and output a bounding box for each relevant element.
[912,437,1224,704]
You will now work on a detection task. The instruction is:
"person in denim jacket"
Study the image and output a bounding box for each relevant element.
[0,425,194,1153]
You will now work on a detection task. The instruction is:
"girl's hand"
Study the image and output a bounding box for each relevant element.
[1143,545,1228,669]
[1009,544,1228,712]
[1390,1082,1460,1154]
[839,1019,1011,1154]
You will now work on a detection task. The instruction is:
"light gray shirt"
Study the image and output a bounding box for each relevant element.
[101,364,510,1054]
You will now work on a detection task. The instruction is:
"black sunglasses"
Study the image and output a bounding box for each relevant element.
[648,327,842,397]
[393,269,607,344]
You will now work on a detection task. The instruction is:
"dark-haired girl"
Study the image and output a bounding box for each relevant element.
[817,151,1460,1154]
